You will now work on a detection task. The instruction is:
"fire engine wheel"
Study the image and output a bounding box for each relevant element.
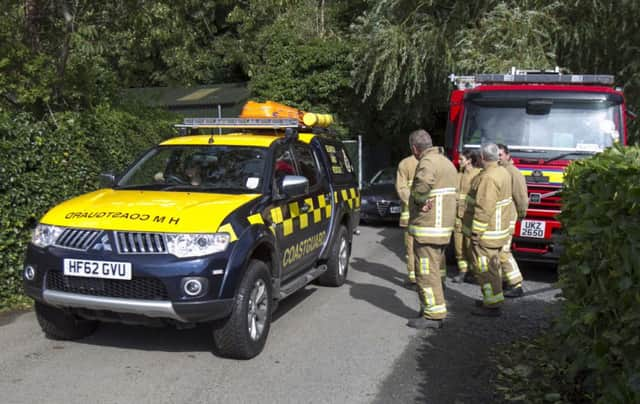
[317,225,350,287]
[212,259,272,359]
[34,302,98,340]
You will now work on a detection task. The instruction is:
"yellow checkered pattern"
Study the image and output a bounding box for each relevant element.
[269,194,331,236]
[265,187,359,237]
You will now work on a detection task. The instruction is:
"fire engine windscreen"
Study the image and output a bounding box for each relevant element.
[461,92,623,157]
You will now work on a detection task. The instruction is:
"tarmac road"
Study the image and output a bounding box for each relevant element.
[0,225,560,404]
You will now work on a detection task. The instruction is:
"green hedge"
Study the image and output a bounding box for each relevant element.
[558,144,640,402]
[0,105,177,308]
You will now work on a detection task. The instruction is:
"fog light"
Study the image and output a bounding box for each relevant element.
[24,265,36,281]
[183,279,203,296]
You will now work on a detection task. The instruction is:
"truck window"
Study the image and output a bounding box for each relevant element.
[461,97,622,156]
[292,143,321,189]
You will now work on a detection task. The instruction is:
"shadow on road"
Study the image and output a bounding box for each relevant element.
[73,287,318,354]
[365,228,563,404]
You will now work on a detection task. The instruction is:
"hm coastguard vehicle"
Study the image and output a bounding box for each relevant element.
[23,101,360,359]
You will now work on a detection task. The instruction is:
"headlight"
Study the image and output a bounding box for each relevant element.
[166,233,230,258]
[361,199,369,205]
[32,224,64,248]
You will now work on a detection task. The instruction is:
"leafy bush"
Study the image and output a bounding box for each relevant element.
[557,144,640,402]
[0,105,177,308]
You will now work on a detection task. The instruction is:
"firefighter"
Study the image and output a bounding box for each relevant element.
[497,144,528,298]
[452,149,482,283]
[396,153,419,287]
[406,129,458,329]
[463,143,515,316]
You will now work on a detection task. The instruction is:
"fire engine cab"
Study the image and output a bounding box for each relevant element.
[445,67,630,262]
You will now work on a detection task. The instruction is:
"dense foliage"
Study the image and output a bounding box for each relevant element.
[557,145,640,402]
[0,106,177,308]
[496,146,640,403]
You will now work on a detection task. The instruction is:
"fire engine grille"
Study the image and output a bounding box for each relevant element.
[54,229,102,251]
[527,185,562,212]
[376,201,391,216]
[115,232,167,254]
[46,271,169,300]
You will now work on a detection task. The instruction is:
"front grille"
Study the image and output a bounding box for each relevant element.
[376,201,390,216]
[527,185,562,213]
[115,232,167,254]
[54,229,102,251]
[46,271,169,300]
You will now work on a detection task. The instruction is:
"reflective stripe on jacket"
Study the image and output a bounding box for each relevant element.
[500,159,528,220]
[462,161,515,248]
[409,148,458,245]
[457,166,481,219]
[396,155,418,227]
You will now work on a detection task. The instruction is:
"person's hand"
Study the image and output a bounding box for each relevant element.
[471,232,480,245]
[421,199,433,213]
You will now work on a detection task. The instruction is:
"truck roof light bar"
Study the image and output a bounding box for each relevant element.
[475,73,614,85]
[176,117,299,129]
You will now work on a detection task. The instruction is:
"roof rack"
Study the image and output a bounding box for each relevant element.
[176,117,299,130]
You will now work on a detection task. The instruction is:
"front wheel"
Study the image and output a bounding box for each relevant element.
[317,226,350,287]
[34,302,98,340]
[212,260,272,359]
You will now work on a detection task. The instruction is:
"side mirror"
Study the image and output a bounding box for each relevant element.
[99,172,117,188]
[280,175,309,198]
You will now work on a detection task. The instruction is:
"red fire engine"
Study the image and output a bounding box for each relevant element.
[445,67,630,262]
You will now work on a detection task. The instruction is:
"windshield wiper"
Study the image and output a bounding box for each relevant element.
[543,151,597,164]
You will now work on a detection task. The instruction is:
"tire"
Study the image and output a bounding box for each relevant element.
[34,302,98,340]
[317,225,350,287]
[212,260,272,359]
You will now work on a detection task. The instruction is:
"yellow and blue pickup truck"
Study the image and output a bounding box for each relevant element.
[23,101,360,359]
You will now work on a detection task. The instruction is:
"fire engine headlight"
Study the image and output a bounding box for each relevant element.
[32,224,64,248]
[165,233,230,258]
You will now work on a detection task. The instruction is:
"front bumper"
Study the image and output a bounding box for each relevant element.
[37,290,233,323]
[23,243,238,324]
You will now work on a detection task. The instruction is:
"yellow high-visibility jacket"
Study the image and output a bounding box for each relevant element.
[462,161,515,249]
[408,147,458,245]
[457,166,482,220]
[396,155,419,227]
[499,159,529,220]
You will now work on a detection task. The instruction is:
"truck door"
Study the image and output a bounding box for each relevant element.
[269,142,330,280]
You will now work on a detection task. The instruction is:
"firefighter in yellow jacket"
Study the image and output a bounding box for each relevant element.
[396,154,419,286]
[497,144,528,298]
[407,129,458,329]
[463,143,515,316]
[452,149,482,283]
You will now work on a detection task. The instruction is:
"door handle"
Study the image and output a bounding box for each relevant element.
[300,203,310,213]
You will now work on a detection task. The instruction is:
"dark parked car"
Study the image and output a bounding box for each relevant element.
[359,167,402,224]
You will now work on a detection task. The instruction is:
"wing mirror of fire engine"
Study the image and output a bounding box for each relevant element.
[526,99,553,115]
[279,175,309,198]
[99,172,117,188]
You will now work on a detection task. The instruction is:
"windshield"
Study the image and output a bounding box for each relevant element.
[117,145,267,192]
[370,168,395,185]
[461,95,622,159]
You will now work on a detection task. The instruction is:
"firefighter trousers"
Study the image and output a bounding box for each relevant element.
[404,229,416,282]
[470,243,504,307]
[413,241,447,320]
[454,218,469,273]
[499,235,523,287]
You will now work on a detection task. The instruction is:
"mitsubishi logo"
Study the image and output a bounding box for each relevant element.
[92,233,112,252]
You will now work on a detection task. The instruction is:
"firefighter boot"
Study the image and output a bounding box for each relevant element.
[452,272,467,283]
[504,283,524,298]
[407,316,444,329]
